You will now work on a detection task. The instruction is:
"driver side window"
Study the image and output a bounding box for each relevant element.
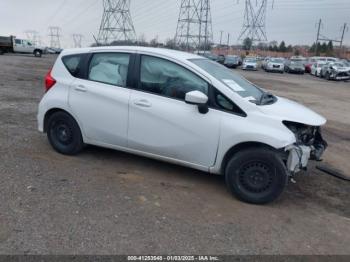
[139,55,208,100]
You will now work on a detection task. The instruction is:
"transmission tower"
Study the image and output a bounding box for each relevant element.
[174,0,213,51]
[73,34,84,48]
[48,26,61,48]
[25,30,40,46]
[97,0,137,45]
[238,0,268,44]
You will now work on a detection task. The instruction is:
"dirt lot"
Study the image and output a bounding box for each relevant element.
[0,54,349,255]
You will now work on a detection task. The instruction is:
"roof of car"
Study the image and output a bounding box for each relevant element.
[61,46,202,61]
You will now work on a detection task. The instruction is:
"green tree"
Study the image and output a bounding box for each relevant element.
[243,37,253,51]
[309,43,316,53]
[326,41,334,56]
[279,41,287,52]
[287,45,293,52]
[321,42,327,53]
[294,49,300,56]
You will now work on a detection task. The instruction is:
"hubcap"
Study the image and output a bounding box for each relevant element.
[53,122,73,145]
[238,161,273,193]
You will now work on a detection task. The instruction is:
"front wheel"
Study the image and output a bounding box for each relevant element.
[225,148,288,204]
[47,111,84,155]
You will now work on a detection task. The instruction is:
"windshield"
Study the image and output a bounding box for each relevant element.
[226,56,238,61]
[245,58,256,63]
[291,60,304,65]
[190,58,265,102]
[270,58,284,63]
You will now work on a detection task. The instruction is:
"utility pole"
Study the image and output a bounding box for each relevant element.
[315,19,347,56]
[175,0,213,52]
[227,33,230,55]
[25,30,40,46]
[48,26,61,49]
[238,0,268,45]
[340,23,348,48]
[315,19,322,55]
[220,30,223,46]
[72,34,84,48]
[97,0,137,45]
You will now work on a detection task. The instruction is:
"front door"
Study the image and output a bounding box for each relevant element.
[128,55,221,168]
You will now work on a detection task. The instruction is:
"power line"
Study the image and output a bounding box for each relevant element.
[48,26,62,48]
[72,34,84,48]
[97,0,137,44]
[238,0,268,45]
[174,0,213,51]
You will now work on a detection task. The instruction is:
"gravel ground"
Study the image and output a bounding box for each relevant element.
[0,54,349,255]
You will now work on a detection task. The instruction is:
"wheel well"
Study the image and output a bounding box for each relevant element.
[34,49,42,53]
[44,108,70,132]
[220,142,276,174]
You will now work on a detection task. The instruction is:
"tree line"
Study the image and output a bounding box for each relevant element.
[243,37,334,55]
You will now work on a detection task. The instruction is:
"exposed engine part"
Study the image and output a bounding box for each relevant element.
[283,121,328,174]
[286,145,311,173]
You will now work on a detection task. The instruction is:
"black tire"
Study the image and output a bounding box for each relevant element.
[325,72,330,80]
[225,148,288,204]
[47,111,84,155]
[34,50,42,57]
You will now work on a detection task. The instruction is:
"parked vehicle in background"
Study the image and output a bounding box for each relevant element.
[261,57,271,70]
[320,62,350,81]
[265,58,285,73]
[45,47,63,54]
[311,61,326,77]
[224,55,241,68]
[217,54,225,64]
[242,57,258,70]
[37,46,328,204]
[285,58,306,74]
[305,57,318,73]
[0,35,44,57]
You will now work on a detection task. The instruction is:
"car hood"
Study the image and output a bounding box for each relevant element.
[258,97,326,126]
[333,66,350,72]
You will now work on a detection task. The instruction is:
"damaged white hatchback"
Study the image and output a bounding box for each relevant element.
[38,47,328,204]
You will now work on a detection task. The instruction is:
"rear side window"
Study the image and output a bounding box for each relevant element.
[88,53,130,87]
[62,54,83,77]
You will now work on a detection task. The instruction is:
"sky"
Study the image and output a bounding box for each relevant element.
[0,0,349,48]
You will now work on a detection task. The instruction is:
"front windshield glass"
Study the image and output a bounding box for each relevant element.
[190,58,264,102]
[271,58,284,63]
[245,58,256,63]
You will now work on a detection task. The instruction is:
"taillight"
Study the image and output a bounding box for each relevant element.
[45,69,56,92]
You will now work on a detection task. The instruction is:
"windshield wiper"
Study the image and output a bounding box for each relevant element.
[258,92,276,105]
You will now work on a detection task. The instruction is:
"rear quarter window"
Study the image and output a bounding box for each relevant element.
[62,54,83,77]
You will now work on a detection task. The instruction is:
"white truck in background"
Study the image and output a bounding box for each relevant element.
[0,36,45,57]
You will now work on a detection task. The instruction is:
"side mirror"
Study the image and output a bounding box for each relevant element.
[185,91,209,114]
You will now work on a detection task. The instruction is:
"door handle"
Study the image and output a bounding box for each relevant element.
[134,99,152,108]
[74,85,88,92]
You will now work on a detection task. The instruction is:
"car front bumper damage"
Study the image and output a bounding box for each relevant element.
[285,128,328,174]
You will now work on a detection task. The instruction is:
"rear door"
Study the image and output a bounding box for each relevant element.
[68,51,133,147]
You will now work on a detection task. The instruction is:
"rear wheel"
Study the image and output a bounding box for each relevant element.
[47,111,84,155]
[225,148,288,204]
[34,50,42,57]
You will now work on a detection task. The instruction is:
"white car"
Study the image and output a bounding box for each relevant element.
[242,57,258,70]
[311,62,326,77]
[38,47,327,204]
[265,58,285,73]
